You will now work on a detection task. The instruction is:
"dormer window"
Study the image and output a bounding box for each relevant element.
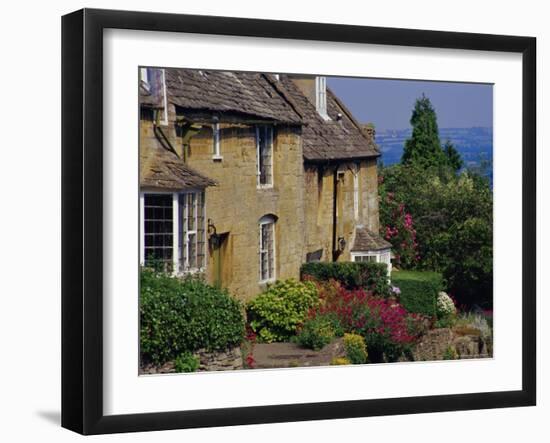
[140,67,150,91]
[140,67,168,125]
[315,76,330,120]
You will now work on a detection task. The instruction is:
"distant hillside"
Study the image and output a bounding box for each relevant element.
[376,127,493,184]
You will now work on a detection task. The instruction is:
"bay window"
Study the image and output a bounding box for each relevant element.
[141,191,206,274]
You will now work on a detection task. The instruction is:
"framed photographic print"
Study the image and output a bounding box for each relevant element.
[61,8,536,435]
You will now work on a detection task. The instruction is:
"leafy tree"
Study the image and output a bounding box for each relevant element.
[379,163,493,308]
[443,139,464,172]
[401,95,446,168]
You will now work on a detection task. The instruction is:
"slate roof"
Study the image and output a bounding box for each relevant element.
[140,144,216,191]
[164,69,302,124]
[139,83,162,108]
[351,226,392,252]
[278,75,380,162]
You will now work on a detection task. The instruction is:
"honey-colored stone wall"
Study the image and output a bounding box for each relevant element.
[139,103,381,301]
[303,159,380,263]
[184,122,305,301]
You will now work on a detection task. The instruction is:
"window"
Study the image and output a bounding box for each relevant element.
[259,215,276,282]
[352,250,392,276]
[140,67,168,125]
[256,125,273,187]
[141,191,205,274]
[143,194,174,270]
[315,76,329,120]
[212,123,222,159]
[353,254,377,263]
[140,67,150,91]
[180,191,206,272]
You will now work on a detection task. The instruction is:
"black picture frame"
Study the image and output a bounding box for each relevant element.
[61,8,536,435]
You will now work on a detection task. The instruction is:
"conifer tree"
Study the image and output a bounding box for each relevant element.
[443,139,463,172]
[401,94,446,168]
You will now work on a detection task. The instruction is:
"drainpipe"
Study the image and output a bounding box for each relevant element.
[153,110,202,161]
[332,167,338,262]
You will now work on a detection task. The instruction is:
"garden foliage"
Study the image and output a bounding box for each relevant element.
[246,279,319,343]
[391,270,443,317]
[300,262,390,296]
[309,279,425,362]
[343,333,368,364]
[174,352,200,373]
[140,268,245,365]
[297,316,335,351]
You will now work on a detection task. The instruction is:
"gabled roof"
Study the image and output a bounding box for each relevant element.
[278,76,380,162]
[164,69,302,124]
[140,144,216,191]
[351,226,392,252]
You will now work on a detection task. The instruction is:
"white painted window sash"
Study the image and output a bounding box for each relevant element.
[139,193,145,265]
[256,126,274,188]
[258,219,276,283]
[212,122,222,159]
[140,67,149,90]
[172,193,179,274]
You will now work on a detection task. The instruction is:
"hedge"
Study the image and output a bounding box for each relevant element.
[300,261,390,296]
[391,270,444,317]
[140,268,245,365]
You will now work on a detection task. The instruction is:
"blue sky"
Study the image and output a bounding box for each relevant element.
[327,77,493,132]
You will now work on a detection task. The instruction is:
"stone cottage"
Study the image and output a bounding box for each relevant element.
[139,68,391,301]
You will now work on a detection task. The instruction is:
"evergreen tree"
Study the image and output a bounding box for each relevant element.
[401,94,446,168]
[443,139,463,172]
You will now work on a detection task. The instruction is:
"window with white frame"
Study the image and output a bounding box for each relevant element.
[353,254,378,263]
[256,125,273,186]
[143,194,174,270]
[141,191,205,273]
[179,192,206,272]
[212,122,222,159]
[259,215,276,282]
[140,67,150,91]
[315,76,329,120]
[352,250,392,275]
[140,67,168,125]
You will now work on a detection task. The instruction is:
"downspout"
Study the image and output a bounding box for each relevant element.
[153,110,202,161]
[332,167,338,262]
[153,109,180,158]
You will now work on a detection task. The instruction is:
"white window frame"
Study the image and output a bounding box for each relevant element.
[315,76,330,120]
[140,190,206,275]
[212,122,223,160]
[140,67,150,91]
[141,67,168,126]
[259,215,276,283]
[351,249,392,276]
[256,125,274,188]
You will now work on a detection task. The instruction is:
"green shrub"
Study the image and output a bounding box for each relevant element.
[140,268,245,365]
[343,333,368,364]
[297,316,335,350]
[442,346,458,360]
[391,270,443,316]
[247,279,319,343]
[300,262,390,296]
[174,352,200,372]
